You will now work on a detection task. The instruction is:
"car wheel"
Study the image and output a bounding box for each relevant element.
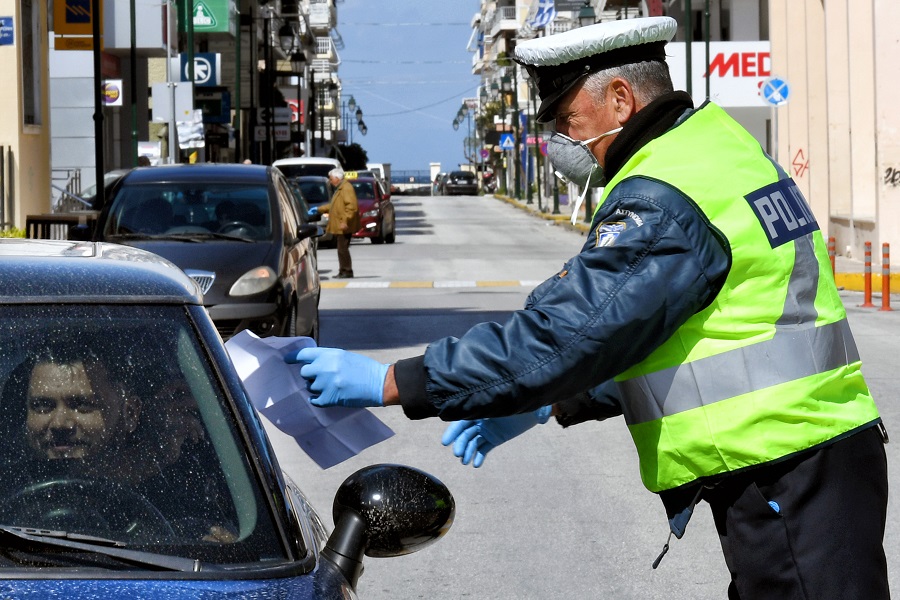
[385,220,396,244]
[304,305,320,343]
[287,298,319,342]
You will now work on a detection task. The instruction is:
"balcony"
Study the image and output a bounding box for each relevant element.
[308,1,335,32]
[487,5,519,38]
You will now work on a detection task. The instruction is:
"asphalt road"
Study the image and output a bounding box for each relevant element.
[263,193,900,599]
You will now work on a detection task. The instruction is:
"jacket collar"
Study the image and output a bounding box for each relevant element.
[603,91,694,182]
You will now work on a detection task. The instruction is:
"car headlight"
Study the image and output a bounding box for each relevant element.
[363,209,379,218]
[229,266,277,296]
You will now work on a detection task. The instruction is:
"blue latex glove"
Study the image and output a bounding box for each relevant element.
[285,347,389,408]
[441,406,552,468]
[307,207,318,217]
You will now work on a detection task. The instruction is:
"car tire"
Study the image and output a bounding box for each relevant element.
[286,298,319,342]
[385,220,396,244]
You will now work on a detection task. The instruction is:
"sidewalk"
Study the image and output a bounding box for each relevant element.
[490,193,895,294]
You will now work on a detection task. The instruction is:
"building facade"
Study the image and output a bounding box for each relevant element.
[470,0,900,258]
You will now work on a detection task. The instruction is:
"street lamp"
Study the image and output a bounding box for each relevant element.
[578,1,597,27]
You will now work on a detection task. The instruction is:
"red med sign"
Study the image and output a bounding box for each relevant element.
[665,41,772,108]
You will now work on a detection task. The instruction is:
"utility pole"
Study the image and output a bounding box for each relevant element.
[91,0,105,202]
[512,66,521,200]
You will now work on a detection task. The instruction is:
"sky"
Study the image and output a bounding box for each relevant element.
[334,0,483,174]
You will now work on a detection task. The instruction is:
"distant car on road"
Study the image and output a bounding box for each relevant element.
[441,170,479,196]
[0,238,455,597]
[433,172,447,195]
[75,163,322,341]
[348,175,396,244]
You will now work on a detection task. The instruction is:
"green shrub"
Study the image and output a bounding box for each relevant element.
[0,228,26,238]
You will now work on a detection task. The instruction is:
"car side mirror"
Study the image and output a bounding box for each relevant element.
[322,464,455,588]
[296,223,322,241]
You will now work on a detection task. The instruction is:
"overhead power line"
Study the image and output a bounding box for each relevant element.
[340,21,471,26]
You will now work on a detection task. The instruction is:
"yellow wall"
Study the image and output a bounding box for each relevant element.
[0,0,51,229]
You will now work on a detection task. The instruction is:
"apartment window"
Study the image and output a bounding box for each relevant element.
[20,0,41,126]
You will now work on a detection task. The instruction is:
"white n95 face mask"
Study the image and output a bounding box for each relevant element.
[546,127,622,189]
[548,127,622,224]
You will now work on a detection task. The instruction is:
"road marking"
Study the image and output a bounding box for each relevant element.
[321,280,542,289]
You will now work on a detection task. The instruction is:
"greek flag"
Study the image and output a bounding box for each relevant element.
[529,0,556,28]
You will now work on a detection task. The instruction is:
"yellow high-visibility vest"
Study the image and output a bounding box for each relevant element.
[599,103,880,493]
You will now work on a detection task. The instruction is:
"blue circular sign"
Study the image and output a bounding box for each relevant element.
[761,77,790,106]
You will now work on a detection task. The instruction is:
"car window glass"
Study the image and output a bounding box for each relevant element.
[298,181,329,205]
[350,181,375,199]
[0,304,288,565]
[105,183,273,240]
[275,164,334,178]
[276,179,301,234]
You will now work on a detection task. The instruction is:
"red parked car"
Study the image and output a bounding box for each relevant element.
[349,175,396,244]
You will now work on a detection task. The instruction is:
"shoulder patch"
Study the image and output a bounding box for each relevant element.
[595,221,626,247]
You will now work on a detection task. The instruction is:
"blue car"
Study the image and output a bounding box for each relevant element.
[0,239,454,596]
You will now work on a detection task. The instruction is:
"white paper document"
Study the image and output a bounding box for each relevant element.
[225,331,394,469]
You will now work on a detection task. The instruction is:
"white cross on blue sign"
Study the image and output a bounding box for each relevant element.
[761,77,790,106]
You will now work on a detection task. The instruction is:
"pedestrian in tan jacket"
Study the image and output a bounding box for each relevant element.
[312,167,359,278]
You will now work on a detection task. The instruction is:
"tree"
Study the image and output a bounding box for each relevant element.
[331,143,369,170]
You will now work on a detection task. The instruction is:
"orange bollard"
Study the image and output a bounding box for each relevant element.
[881,243,893,312]
[828,237,836,276]
[861,241,875,307]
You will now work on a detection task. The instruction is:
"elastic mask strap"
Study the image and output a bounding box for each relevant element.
[570,165,594,225]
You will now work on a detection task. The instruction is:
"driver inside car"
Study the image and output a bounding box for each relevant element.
[1,345,237,543]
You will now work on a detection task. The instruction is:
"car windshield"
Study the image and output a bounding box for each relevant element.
[350,181,376,200]
[296,181,330,206]
[276,164,333,178]
[0,304,287,567]
[103,183,273,241]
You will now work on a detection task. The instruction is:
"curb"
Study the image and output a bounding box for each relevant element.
[488,193,894,295]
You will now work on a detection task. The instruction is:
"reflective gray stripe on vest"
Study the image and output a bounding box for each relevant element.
[618,318,860,426]
[776,236,820,327]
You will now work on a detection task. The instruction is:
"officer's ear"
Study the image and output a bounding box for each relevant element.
[608,77,637,125]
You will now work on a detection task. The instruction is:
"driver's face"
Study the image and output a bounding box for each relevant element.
[25,360,130,460]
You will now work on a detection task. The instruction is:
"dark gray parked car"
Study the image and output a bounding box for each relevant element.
[73,164,321,341]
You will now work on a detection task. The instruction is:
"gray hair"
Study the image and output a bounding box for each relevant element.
[581,60,674,106]
[328,167,345,181]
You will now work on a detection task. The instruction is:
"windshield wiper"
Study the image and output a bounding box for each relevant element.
[179,232,256,242]
[0,525,214,572]
[109,233,201,243]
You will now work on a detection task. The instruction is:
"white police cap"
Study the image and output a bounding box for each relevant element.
[514,16,677,122]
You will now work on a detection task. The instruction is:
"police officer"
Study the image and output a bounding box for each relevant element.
[287,17,888,599]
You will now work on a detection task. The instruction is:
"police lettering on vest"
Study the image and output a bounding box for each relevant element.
[744,178,818,248]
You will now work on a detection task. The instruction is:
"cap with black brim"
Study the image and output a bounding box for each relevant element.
[514,17,677,123]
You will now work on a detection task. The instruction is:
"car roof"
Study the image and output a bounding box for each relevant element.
[0,239,203,304]
[119,163,273,185]
[272,157,341,167]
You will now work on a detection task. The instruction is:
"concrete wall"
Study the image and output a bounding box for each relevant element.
[772,0,900,259]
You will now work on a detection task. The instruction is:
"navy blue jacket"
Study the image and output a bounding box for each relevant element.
[394,93,731,426]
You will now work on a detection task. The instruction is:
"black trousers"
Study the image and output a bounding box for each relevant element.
[703,426,889,599]
[336,233,353,275]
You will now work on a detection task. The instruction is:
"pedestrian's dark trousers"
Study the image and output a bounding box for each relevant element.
[703,425,889,599]
[336,233,353,275]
